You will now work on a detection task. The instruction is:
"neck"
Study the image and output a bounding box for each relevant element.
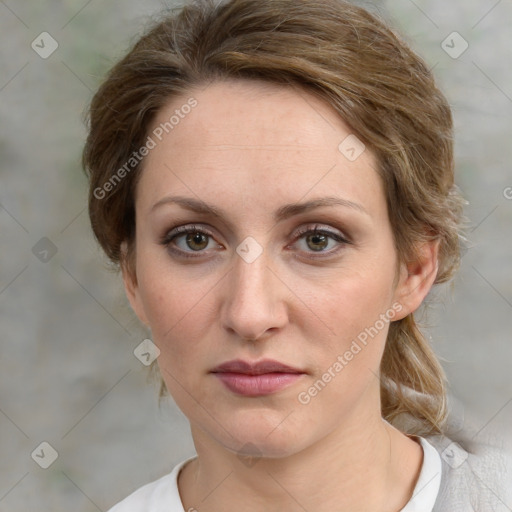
[178,405,423,512]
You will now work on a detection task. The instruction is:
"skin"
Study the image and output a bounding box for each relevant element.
[121,79,440,512]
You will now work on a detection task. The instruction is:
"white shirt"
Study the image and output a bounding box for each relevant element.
[107,436,442,512]
[400,436,442,511]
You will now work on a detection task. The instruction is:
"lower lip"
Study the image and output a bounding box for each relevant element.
[213,372,304,396]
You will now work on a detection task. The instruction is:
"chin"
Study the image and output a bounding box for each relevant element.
[227,435,300,460]
[216,414,305,459]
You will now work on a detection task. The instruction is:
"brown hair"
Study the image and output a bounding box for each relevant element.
[82,0,467,437]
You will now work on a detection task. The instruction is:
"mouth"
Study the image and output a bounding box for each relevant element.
[210,359,306,396]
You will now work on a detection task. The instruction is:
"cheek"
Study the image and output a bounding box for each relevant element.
[296,277,393,419]
[138,271,215,405]
[136,256,212,345]
[312,259,396,341]
[300,260,396,396]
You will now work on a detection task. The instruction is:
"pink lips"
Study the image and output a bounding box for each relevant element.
[210,359,306,396]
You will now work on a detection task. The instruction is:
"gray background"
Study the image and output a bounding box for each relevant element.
[0,0,511,510]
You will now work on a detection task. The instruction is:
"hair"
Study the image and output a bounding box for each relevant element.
[82,0,467,437]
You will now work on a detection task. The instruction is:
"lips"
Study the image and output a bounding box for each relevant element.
[210,359,306,396]
[211,359,304,375]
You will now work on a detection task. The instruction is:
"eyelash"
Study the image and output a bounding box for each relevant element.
[159,223,352,260]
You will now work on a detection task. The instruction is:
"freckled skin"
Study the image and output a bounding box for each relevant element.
[122,79,438,512]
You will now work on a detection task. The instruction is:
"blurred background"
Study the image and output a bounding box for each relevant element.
[0,0,511,510]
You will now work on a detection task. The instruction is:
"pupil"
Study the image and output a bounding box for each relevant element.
[308,233,327,251]
[187,232,208,251]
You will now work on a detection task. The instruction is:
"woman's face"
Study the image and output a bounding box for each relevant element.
[123,79,432,458]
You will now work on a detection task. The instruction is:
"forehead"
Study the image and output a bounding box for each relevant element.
[136,79,383,218]
[153,79,348,147]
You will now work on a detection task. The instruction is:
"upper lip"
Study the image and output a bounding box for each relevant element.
[211,359,305,375]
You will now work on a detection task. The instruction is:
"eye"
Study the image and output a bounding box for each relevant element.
[160,224,222,258]
[291,224,351,258]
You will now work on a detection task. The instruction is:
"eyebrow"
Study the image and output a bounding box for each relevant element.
[150,195,370,223]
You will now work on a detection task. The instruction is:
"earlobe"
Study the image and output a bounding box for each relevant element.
[120,241,150,327]
[392,239,440,321]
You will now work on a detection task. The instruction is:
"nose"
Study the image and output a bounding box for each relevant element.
[220,248,289,342]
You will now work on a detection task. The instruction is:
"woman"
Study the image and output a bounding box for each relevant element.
[83,0,511,510]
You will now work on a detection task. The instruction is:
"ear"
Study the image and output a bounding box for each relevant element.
[120,241,150,327]
[392,238,440,321]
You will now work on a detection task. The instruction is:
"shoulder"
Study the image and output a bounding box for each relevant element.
[426,429,512,511]
[106,457,196,512]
